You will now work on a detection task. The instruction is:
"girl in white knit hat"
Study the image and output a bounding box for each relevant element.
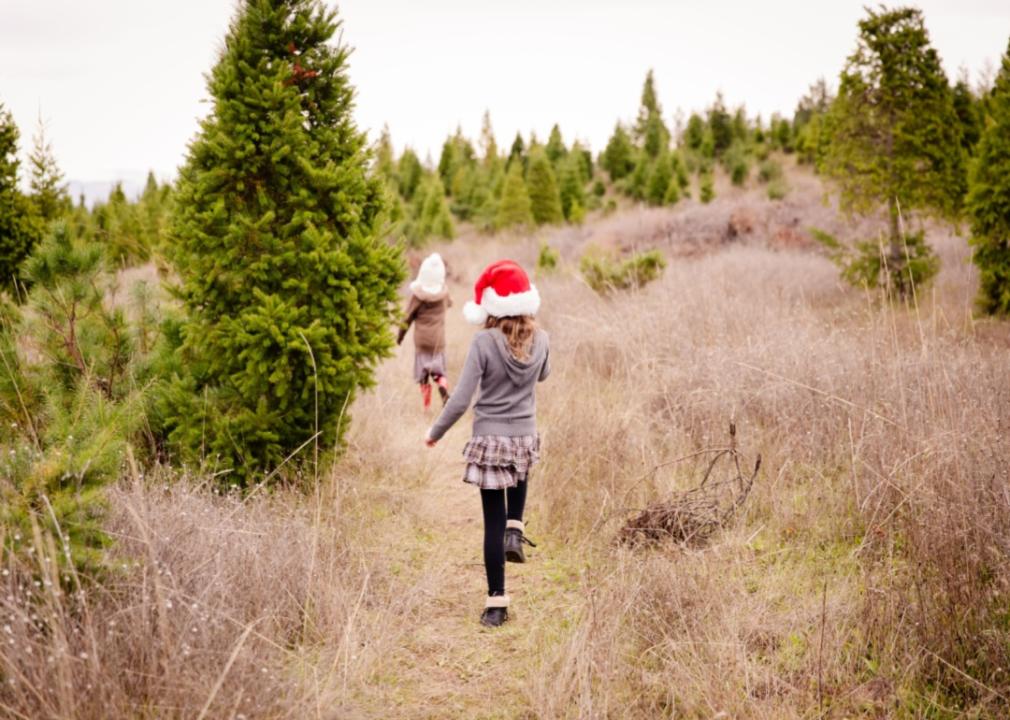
[398,253,452,410]
[425,259,550,627]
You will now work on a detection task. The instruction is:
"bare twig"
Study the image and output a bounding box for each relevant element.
[618,423,761,547]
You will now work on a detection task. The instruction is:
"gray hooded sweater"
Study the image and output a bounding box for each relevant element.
[428,328,550,441]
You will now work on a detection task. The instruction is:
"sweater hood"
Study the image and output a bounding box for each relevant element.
[489,328,547,386]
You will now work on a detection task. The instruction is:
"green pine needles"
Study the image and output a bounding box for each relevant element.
[164,0,403,484]
[527,150,564,225]
[967,38,1010,315]
[0,105,43,290]
[820,6,965,297]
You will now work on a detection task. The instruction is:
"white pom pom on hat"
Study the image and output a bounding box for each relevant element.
[463,259,540,325]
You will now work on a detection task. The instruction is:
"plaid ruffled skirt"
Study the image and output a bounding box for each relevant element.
[462,434,540,490]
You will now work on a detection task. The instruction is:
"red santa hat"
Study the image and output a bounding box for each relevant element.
[462,259,541,325]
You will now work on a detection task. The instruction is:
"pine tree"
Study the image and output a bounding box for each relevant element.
[496,161,533,229]
[821,6,966,295]
[545,124,567,166]
[374,124,396,180]
[731,107,749,143]
[952,73,983,153]
[1,221,147,570]
[507,132,526,172]
[138,170,171,252]
[635,70,670,158]
[480,110,499,167]
[559,152,587,220]
[0,106,42,288]
[412,176,454,242]
[437,133,457,191]
[28,115,70,223]
[526,150,563,225]
[663,175,681,205]
[793,78,832,138]
[684,113,706,151]
[646,152,673,206]
[700,172,715,203]
[397,148,423,200]
[627,156,650,200]
[164,0,403,483]
[967,38,1010,315]
[707,93,733,156]
[601,123,636,181]
[572,141,593,182]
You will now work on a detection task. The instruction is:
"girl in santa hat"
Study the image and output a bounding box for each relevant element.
[398,253,452,410]
[425,259,550,627]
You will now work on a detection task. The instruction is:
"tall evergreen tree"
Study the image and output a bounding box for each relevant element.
[374,124,396,180]
[646,152,673,206]
[684,113,706,151]
[627,156,650,200]
[545,124,567,166]
[409,176,454,244]
[793,80,833,164]
[707,93,733,156]
[635,70,670,158]
[480,109,499,167]
[507,132,526,172]
[164,0,403,482]
[952,73,983,153]
[28,116,70,223]
[571,141,593,182]
[559,152,587,220]
[526,149,564,225]
[437,133,457,192]
[397,148,423,200]
[0,105,42,288]
[967,38,1010,315]
[496,161,533,229]
[821,6,966,293]
[601,123,635,181]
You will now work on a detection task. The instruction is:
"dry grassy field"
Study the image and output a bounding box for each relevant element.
[2,164,1009,718]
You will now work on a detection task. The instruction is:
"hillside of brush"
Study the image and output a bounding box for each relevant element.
[2,160,1008,719]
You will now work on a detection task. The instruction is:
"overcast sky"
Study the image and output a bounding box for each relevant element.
[1,0,1007,188]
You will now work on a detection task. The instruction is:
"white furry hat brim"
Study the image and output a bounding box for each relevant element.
[463,286,540,325]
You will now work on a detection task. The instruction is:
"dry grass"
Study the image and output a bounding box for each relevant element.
[2,165,1009,718]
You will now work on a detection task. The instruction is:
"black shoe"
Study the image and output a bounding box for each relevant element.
[479,606,509,627]
[504,525,537,564]
[480,596,510,627]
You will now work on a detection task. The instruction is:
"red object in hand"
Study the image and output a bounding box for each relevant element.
[425,437,437,448]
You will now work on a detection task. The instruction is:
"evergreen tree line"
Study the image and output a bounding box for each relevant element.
[0,111,174,284]
[374,111,602,246]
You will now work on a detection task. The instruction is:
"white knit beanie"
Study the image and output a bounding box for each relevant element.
[410,253,446,295]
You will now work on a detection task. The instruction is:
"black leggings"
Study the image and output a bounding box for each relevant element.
[479,480,528,595]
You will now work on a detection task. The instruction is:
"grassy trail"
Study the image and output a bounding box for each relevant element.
[345,314,581,719]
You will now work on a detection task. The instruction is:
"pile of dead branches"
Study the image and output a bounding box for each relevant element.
[618,423,761,547]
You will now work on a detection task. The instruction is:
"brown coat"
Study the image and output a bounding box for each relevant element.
[398,288,452,353]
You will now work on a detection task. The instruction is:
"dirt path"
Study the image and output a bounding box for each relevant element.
[345,330,580,719]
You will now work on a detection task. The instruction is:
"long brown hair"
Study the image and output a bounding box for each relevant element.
[485,315,536,361]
